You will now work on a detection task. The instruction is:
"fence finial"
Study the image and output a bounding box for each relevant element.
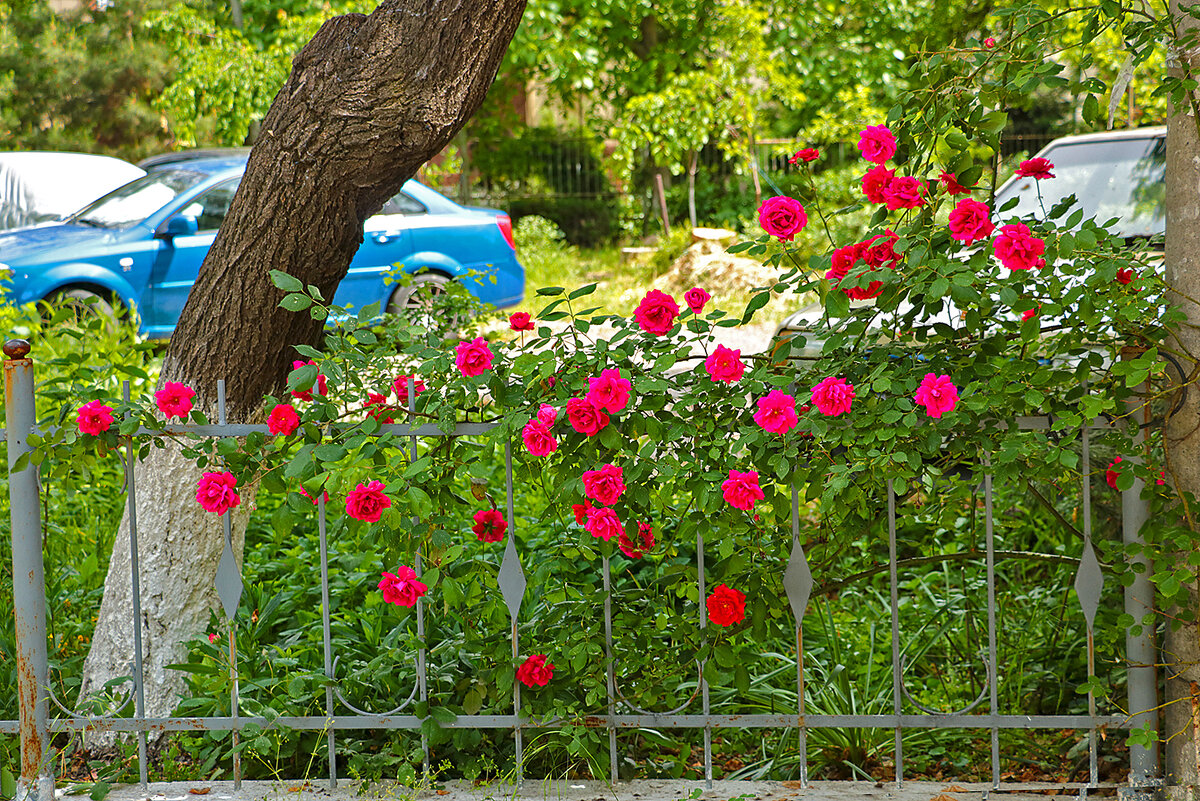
[3,339,30,359]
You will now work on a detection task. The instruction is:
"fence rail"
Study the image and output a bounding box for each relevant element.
[2,339,1162,800]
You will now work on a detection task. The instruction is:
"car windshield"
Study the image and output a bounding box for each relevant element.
[67,168,208,230]
[995,136,1165,239]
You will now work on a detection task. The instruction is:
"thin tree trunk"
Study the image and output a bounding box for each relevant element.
[1164,2,1200,795]
[687,150,697,229]
[80,0,527,724]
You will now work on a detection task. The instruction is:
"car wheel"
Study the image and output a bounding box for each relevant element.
[44,287,120,329]
[385,273,456,331]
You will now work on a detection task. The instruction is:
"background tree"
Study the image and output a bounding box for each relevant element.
[79,0,528,719]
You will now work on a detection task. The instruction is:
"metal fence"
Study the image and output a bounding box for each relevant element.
[2,339,1163,800]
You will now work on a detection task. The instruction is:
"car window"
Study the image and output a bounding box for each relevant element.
[176,180,240,232]
[380,191,427,215]
[69,169,208,230]
[995,136,1165,238]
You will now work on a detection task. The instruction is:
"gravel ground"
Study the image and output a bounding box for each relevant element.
[87,778,1126,801]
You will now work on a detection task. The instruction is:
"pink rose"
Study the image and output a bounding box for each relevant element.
[346,480,391,522]
[290,360,327,402]
[861,165,895,203]
[619,522,655,559]
[857,124,897,164]
[705,344,745,383]
[582,463,626,506]
[572,499,593,525]
[684,287,711,314]
[522,419,558,457]
[1015,158,1055,180]
[994,223,1046,271]
[299,487,329,506]
[584,505,623,541]
[789,148,819,164]
[1106,456,1123,490]
[392,374,426,406]
[196,471,241,515]
[509,312,535,331]
[517,654,554,688]
[913,373,959,419]
[455,337,495,377]
[378,565,428,607]
[155,382,195,420]
[948,198,995,244]
[882,176,927,210]
[472,508,507,542]
[1022,306,1039,321]
[722,469,764,511]
[267,403,300,435]
[634,289,681,335]
[938,171,971,196]
[810,377,856,417]
[862,230,901,269]
[77,400,114,436]
[364,392,395,424]
[753,389,799,435]
[208,633,218,644]
[566,397,610,436]
[984,36,996,48]
[758,196,808,241]
[586,368,632,413]
[536,404,557,425]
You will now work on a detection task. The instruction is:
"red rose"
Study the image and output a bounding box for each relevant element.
[938,171,971,196]
[584,505,623,541]
[706,584,746,627]
[882,176,927,210]
[472,508,507,542]
[789,147,819,164]
[1116,268,1135,285]
[267,403,300,435]
[684,287,711,314]
[509,312,535,331]
[722,469,764,511]
[346,480,391,522]
[948,198,995,244]
[994,223,1046,271]
[861,165,895,204]
[1016,158,1055,180]
[634,289,681,336]
[364,392,395,424]
[758,196,808,241]
[392,374,427,406]
[290,360,327,402]
[1106,456,1123,490]
[857,125,896,164]
[566,397,610,436]
[582,463,626,506]
[516,654,554,688]
[619,521,655,559]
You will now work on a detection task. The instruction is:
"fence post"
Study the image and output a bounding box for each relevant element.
[5,339,52,801]
[1122,347,1161,797]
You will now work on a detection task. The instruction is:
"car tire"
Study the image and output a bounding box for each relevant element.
[44,287,120,329]
[386,272,457,332]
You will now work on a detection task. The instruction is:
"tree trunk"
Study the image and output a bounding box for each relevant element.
[1164,2,1200,795]
[687,149,697,229]
[80,0,527,723]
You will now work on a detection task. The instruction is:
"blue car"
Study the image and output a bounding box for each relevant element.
[0,154,524,338]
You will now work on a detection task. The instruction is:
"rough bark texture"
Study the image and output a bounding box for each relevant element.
[80,0,527,721]
[1165,2,1200,793]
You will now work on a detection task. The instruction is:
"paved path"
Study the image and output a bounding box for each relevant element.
[91,778,1122,801]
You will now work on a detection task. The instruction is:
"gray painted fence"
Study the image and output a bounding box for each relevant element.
[1,340,1163,801]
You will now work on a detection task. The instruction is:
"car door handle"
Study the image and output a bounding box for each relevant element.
[372,231,401,245]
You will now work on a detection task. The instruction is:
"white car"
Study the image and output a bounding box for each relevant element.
[0,152,145,232]
[775,126,1165,351]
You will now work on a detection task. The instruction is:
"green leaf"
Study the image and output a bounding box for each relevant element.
[281,293,312,312]
[270,270,304,292]
[536,286,564,296]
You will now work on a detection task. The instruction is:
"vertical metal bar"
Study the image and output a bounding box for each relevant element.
[317,493,336,789]
[121,382,149,788]
[5,340,53,801]
[983,470,1000,788]
[505,441,522,787]
[1081,424,1098,787]
[697,531,711,789]
[216,381,242,791]
[886,479,903,786]
[1122,355,1160,785]
[792,486,807,789]
[409,379,430,779]
[602,555,618,781]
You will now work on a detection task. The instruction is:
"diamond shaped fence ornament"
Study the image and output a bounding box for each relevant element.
[783,536,813,627]
[497,533,526,622]
[215,536,244,620]
[1074,541,1104,630]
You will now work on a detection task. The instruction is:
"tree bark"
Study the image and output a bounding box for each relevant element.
[1164,2,1200,795]
[81,0,527,722]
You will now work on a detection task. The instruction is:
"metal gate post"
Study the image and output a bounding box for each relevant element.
[5,339,53,801]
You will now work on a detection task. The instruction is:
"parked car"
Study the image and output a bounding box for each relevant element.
[774,126,1166,350]
[0,152,146,232]
[0,153,524,339]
